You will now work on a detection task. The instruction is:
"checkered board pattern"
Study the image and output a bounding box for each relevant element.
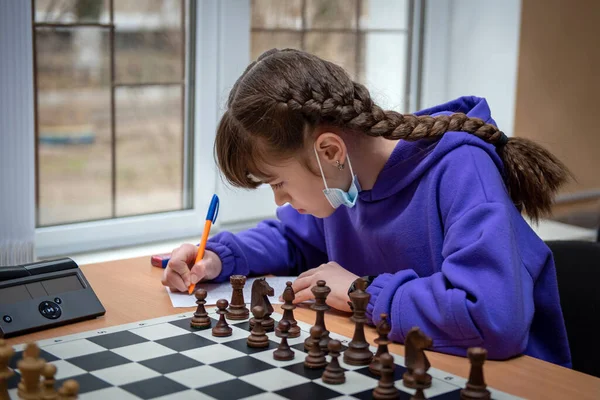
[6,309,523,399]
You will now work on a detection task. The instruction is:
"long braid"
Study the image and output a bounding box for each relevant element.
[279,75,570,221]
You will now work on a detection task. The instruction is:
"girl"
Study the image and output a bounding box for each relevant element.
[162,48,572,368]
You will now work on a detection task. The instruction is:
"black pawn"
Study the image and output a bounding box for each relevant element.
[212,299,232,337]
[191,289,211,329]
[304,325,327,369]
[460,347,491,400]
[322,339,345,384]
[372,352,399,399]
[370,313,391,375]
[273,320,295,361]
[247,305,269,348]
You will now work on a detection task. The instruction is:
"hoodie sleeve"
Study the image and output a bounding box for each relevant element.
[204,204,328,283]
[365,145,534,360]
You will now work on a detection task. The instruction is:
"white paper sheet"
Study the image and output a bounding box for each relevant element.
[166,276,297,308]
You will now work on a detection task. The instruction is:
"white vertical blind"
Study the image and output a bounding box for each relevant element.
[0,1,36,266]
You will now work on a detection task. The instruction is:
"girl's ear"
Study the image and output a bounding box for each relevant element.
[314,132,346,165]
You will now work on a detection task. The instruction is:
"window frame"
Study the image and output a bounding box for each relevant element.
[35,0,219,257]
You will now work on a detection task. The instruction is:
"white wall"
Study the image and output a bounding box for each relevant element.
[420,0,522,135]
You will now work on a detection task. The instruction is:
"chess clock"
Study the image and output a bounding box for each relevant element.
[0,258,105,338]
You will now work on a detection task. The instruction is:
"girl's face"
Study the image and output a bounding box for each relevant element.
[260,156,337,218]
[263,145,352,218]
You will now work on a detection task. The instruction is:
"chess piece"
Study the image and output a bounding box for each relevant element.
[322,339,345,384]
[227,275,250,320]
[247,305,270,348]
[343,278,373,365]
[249,278,275,332]
[212,299,232,337]
[303,280,331,353]
[372,352,399,399]
[57,379,79,400]
[402,327,432,389]
[277,281,300,338]
[273,320,295,361]
[41,363,58,400]
[460,347,491,400]
[369,313,392,376]
[304,325,327,369]
[0,339,15,400]
[17,342,45,400]
[191,288,211,329]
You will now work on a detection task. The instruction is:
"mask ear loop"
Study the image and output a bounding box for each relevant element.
[314,144,331,190]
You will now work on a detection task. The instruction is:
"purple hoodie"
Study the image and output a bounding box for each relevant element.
[205,96,572,368]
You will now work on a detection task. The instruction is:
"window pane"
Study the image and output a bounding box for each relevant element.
[361,32,408,111]
[34,0,110,24]
[115,86,184,217]
[251,32,302,61]
[306,0,357,30]
[360,0,409,30]
[305,33,358,78]
[35,27,112,226]
[114,0,184,84]
[251,0,303,29]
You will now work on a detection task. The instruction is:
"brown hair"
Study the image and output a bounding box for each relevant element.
[215,48,572,221]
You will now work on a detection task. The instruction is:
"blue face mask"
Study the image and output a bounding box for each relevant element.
[314,144,360,209]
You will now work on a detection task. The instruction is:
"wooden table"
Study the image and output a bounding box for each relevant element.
[6,256,599,399]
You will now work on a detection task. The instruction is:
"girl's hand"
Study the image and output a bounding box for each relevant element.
[288,261,358,312]
[161,244,222,292]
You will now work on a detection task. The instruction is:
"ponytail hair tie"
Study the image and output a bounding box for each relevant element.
[496,131,509,147]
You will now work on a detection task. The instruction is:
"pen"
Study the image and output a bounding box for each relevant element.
[188,194,220,294]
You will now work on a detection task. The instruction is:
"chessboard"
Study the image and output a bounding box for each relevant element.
[2,315,523,398]
[1,277,525,399]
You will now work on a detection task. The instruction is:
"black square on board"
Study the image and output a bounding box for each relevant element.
[353,363,407,381]
[155,332,215,352]
[198,378,265,400]
[55,373,111,394]
[211,355,275,377]
[139,353,203,374]
[351,388,413,400]
[169,316,219,332]
[430,389,463,399]
[274,381,342,400]
[6,370,20,390]
[291,342,308,353]
[86,330,148,349]
[221,337,277,354]
[10,349,59,369]
[120,376,189,399]
[283,361,327,380]
[67,350,131,371]
[230,320,250,331]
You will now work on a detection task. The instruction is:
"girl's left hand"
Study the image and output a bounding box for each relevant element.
[285,261,358,312]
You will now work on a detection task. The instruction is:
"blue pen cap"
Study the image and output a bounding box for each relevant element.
[206,194,219,223]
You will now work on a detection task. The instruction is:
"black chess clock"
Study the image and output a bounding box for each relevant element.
[0,258,105,338]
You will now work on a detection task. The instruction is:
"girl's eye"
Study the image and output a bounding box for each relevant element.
[271,182,284,190]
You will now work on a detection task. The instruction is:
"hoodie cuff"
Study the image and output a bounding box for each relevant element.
[365,273,393,326]
[204,240,236,283]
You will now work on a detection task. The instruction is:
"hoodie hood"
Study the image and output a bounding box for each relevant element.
[359,96,506,202]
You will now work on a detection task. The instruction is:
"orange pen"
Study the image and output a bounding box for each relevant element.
[188,194,220,294]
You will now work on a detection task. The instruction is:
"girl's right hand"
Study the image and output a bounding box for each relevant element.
[161,244,222,292]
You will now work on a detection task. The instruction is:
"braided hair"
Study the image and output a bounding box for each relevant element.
[215,48,571,221]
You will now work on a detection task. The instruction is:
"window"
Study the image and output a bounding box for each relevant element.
[33,0,192,227]
[250,0,420,113]
[31,0,422,256]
